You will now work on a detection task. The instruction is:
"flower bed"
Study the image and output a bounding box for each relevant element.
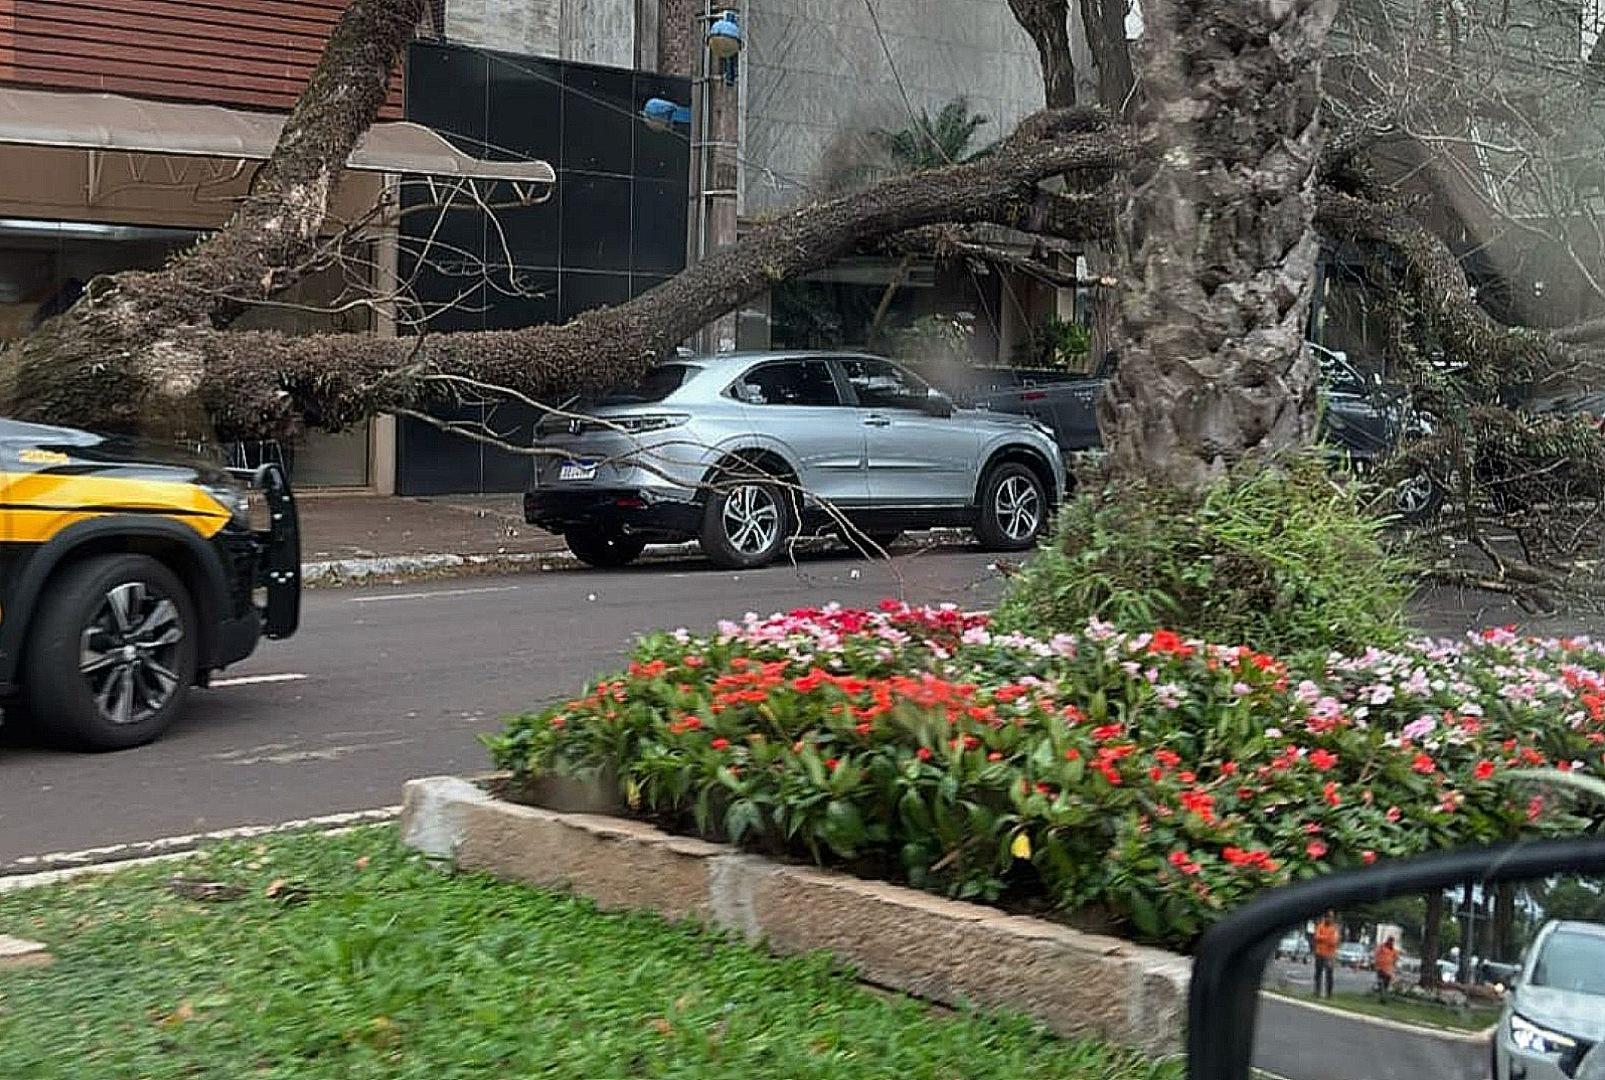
[487,603,1605,951]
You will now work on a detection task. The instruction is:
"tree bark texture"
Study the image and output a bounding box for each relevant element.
[184,112,1136,439]
[0,0,425,439]
[1097,0,1338,490]
[1007,0,1078,108]
[1078,0,1137,113]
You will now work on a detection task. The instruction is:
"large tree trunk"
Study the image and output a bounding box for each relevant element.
[0,0,425,439]
[1007,0,1078,108]
[1421,890,1444,989]
[0,0,1128,441]
[186,113,1132,438]
[1097,0,1338,490]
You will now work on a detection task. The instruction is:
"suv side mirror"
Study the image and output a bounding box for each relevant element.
[922,388,954,418]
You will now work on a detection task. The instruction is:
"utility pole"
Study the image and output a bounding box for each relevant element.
[689,4,743,353]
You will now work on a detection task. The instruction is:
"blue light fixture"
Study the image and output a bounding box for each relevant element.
[641,96,693,130]
[706,9,742,85]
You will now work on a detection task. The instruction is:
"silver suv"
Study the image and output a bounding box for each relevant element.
[523,351,1066,569]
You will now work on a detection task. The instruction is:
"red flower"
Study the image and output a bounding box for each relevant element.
[1220,761,1239,776]
[1154,749,1182,768]
[1410,753,1437,775]
[988,751,1004,762]
[549,716,566,729]
[1180,790,1217,823]
[1385,805,1402,823]
[825,758,840,771]
[1306,841,1329,859]
[1474,759,1496,781]
[1362,850,1377,865]
[1308,749,1339,771]
[916,747,933,761]
[710,737,730,750]
[683,655,705,669]
[1179,770,1197,784]
[1323,781,1341,807]
[1168,850,1201,875]
[1092,723,1124,742]
[855,722,873,736]
[1527,795,1544,821]
[1148,629,1195,657]
[1223,847,1278,872]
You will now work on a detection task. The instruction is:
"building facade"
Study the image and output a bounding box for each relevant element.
[0,0,1071,494]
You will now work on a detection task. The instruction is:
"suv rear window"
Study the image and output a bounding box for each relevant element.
[600,364,698,405]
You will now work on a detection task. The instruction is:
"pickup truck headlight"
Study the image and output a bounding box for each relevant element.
[1510,1014,1576,1055]
[203,481,252,529]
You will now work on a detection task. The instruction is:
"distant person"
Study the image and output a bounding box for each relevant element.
[1313,912,1340,999]
[1374,937,1399,999]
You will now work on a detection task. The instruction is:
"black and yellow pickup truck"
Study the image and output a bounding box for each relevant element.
[0,418,300,750]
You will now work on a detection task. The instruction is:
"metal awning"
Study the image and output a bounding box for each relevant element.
[0,85,554,186]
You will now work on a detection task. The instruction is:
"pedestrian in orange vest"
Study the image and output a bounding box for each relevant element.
[1313,912,1341,999]
[1374,937,1399,1000]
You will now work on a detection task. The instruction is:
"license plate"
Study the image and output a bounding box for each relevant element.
[558,460,598,481]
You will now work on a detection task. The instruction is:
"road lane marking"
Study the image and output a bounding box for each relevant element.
[346,585,523,604]
[209,673,308,688]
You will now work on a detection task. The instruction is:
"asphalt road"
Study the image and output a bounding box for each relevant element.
[1254,992,1492,1080]
[0,547,1007,866]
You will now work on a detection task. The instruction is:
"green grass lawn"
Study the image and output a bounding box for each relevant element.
[1271,987,1501,1033]
[0,826,1177,1080]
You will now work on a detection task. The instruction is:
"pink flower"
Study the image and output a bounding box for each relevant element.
[1306,841,1329,859]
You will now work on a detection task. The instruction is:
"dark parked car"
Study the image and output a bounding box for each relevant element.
[923,344,1443,520]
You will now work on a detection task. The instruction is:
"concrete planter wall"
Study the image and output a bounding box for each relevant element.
[400,775,1191,1056]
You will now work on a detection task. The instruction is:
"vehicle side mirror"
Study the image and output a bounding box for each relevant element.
[922,388,954,418]
[1188,836,1605,1080]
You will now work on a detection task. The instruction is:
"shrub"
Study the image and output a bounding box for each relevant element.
[487,603,1604,951]
[993,459,1412,660]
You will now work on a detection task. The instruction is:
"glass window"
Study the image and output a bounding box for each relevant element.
[1532,929,1605,996]
[600,363,698,405]
[839,357,929,410]
[730,360,841,406]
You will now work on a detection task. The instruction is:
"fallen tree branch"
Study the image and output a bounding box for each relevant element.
[176,110,1141,438]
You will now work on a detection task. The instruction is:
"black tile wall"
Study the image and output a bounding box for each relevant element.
[399,41,692,495]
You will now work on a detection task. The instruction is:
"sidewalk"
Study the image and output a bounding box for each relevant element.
[297,492,563,561]
[294,492,572,584]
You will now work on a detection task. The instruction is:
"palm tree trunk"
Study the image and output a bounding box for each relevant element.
[1097,0,1336,490]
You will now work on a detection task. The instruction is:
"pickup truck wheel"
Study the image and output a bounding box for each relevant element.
[565,526,647,568]
[976,462,1049,551]
[24,554,197,751]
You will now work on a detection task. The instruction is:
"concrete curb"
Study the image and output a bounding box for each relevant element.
[1263,990,1499,1042]
[0,806,401,882]
[301,529,981,587]
[399,775,1190,1056]
[300,545,699,586]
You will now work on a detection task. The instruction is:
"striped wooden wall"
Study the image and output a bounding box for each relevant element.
[0,0,404,116]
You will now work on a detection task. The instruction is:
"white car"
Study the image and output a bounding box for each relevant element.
[1494,920,1605,1080]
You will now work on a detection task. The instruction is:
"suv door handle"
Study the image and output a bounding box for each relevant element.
[864,414,891,427]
